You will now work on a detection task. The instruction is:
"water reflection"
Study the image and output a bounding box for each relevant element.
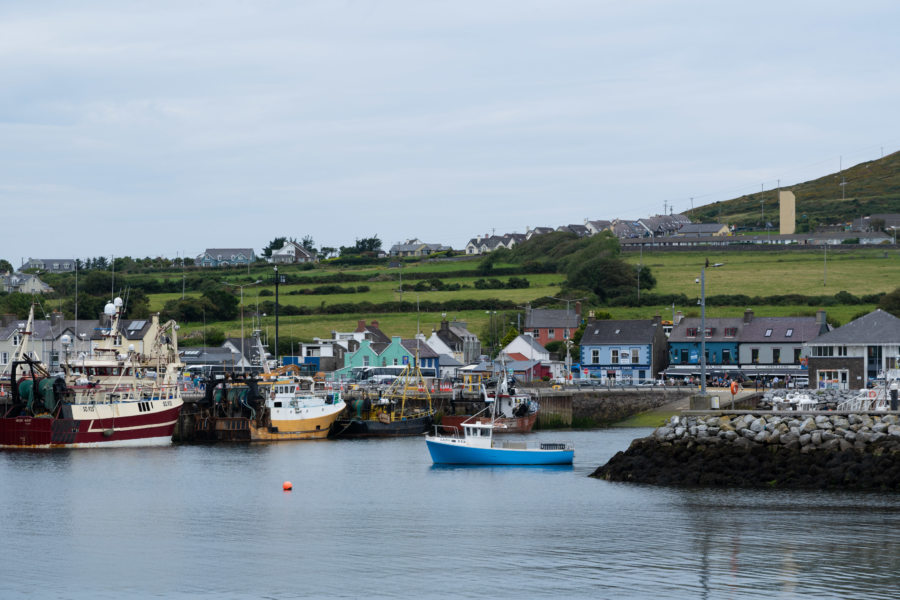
[4,430,900,599]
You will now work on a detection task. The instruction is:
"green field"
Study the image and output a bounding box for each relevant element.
[152,247,899,343]
[623,247,899,297]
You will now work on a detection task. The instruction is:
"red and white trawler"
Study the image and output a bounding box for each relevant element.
[0,300,184,448]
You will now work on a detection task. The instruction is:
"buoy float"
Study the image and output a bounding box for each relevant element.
[730,381,739,395]
[283,481,293,491]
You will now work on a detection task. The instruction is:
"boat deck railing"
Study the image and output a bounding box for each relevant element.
[494,440,574,451]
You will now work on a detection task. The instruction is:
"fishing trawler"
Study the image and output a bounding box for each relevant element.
[194,339,345,442]
[441,372,539,434]
[249,372,345,441]
[331,359,434,438]
[0,300,184,448]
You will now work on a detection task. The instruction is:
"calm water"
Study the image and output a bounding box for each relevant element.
[3,429,900,599]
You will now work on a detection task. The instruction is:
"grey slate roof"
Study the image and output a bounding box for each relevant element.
[580,319,661,346]
[438,354,463,367]
[401,339,439,359]
[525,308,580,329]
[677,223,728,235]
[807,309,900,345]
[739,316,824,343]
[516,334,548,355]
[668,317,745,343]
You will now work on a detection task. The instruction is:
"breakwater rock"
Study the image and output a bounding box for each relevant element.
[592,412,900,489]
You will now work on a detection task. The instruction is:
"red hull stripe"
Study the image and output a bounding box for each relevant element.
[0,406,182,448]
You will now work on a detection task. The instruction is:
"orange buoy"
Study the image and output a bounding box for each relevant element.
[283,481,293,491]
[730,381,739,395]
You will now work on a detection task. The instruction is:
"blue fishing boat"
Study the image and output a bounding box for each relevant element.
[425,407,573,465]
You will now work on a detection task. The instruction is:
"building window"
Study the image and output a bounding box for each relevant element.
[722,349,731,363]
[751,348,759,363]
[837,346,848,357]
[548,329,555,339]
[591,349,600,364]
[631,349,639,364]
[0,352,7,364]
[764,329,773,337]
[12,334,22,346]
[680,349,688,363]
[393,358,398,366]
[611,349,619,364]
[532,329,540,338]
[818,369,848,390]
[773,349,781,364]
[785,328,793,337]
[794,348,802,363]
[363,356,369,367]
[724,328,737,338]
[686,328,698,337]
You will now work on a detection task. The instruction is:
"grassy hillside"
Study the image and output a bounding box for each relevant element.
[691,151,900,229]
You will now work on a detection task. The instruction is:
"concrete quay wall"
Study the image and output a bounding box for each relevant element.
[526,388,694,428]
[594,411,900,489]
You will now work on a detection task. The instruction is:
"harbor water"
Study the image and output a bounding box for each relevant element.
[3,428,900,599]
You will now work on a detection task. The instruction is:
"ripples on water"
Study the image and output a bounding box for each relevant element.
[3,428,900,599]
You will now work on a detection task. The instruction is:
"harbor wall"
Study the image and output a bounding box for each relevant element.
[528,389,694,428]
[594,411,900,489]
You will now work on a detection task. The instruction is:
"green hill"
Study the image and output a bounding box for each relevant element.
[690,151,900,231]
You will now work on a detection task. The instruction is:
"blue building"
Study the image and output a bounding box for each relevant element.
[579,317,668,384]
[665,316,744,380]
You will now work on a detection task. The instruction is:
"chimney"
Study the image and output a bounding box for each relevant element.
[743,309,754,324]
[674,311,684,325]
[356,319,366,332]
[816,309,827,332]
[371,320,379,329]
[50,311,63,328]
[652,314,661,326]
[575,301,582,317]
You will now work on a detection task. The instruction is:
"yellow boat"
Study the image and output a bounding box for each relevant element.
[250,376,345,441]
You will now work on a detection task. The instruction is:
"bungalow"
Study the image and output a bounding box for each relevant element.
[676,223,731,237]
[20,258,76,273]
[388,239,451,257]
[197,248,257,268]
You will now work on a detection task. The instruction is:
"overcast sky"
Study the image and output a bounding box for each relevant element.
[2,1,898,262]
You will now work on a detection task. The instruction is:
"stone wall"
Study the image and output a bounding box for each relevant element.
[530,389,691,427]
[593,411,900,489]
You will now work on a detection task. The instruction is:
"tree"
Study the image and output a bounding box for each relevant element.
[354,236,382,253]
[301,235,316,252]
[0,258,12,274]
[262,237,288,258]
[566,256,641,302]
[318,247,336,260]
[202,288,240,321]
[878,287,900,318]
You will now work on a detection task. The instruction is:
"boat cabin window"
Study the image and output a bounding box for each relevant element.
[274,401,283,408]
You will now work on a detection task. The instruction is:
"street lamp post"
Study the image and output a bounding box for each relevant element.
[223,279,262,373]
[697,263,724,398]
[274,266,285,365]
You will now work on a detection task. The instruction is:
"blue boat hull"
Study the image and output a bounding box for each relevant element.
[426,439,573,465]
